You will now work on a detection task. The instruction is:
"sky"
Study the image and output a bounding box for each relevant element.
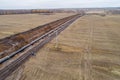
[0,0,120,9]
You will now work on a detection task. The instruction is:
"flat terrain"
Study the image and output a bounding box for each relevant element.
[1,14,120,80]
[15,15,120,80]
[0,13,74,39]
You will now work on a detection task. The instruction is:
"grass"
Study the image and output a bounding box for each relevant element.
[0,13,74,39]
[3,14,120,80]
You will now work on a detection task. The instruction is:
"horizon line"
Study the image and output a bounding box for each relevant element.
[0,6,120,10]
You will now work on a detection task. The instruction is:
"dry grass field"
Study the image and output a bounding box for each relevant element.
[0,13,74,39]
[1,14,120,80]
[16,14,120,80]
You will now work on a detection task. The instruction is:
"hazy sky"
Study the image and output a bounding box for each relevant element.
[0,0,120,9]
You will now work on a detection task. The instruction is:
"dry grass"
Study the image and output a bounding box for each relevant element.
[2,14,120,80]
[0,13,74,39]
[19,14,120,80]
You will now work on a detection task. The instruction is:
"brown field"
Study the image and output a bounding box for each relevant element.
[2,14,120,80]
[0,13,74,39]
